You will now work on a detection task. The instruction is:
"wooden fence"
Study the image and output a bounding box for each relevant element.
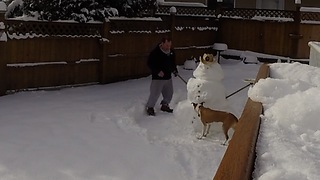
[158,4,320,59]
[1,4,320,180]
[1,4,320,97]
[0,13,217,95]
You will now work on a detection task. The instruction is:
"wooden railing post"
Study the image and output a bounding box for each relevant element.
[214,64,270,180]
[99,18,110,84]
[0,2,7,96]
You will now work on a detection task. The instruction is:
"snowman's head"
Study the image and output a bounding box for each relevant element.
[200,53,216,65]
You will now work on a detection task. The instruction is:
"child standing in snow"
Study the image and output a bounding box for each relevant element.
[146,36,178,116]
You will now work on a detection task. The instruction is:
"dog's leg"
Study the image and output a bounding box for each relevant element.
[204,124,211,137]
[207,124,211,135]
[197,124,207,139]
[203,125,207,137]
[222,123,230,145]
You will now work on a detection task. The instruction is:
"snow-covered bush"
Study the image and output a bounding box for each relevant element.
[6,0,157,22]
[4,0,23,18]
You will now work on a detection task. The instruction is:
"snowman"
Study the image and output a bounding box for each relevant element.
[187,53,229,112]
[172,53,230,137]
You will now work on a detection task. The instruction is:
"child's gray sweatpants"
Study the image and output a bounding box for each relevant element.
[146,79,173,108]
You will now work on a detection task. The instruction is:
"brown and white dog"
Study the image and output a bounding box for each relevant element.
[192,102,238,144]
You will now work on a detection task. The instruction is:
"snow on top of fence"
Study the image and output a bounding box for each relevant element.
[7,61,67,67]
[109,17,162,21]
[301,20,320,24]
[175,26,218,31]
[157,0,206,8]
[6,59,100,67]
[301,7,320,12]
[7,32,101,40]
[174,45,213,50]
[76,59,100,63]
[110,29,170,34]
[110,30,125,34]
[251,15,294,22]
[155,29,170,34]
[128,30,152,34]
[8,15,102,24]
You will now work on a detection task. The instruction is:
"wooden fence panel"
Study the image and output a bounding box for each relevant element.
[6,61,100,91]
[7,64,73,90]
[107,33,161,55]
[74,61,100,85]
[263,21,294,57]
[299,24,320,58]
[5,36,100,91]
[219,19,263,52]
[6,37,100,64]
[27,39,40,61]
[103,33,166,83]
[103,55,149,83]
[175,48,214,64]
[172,16,217,48]
[173,29,216,47]
[3,8,320,94]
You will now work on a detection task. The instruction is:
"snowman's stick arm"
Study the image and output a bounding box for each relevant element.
[226,82,252,99]
[177,73,252,98]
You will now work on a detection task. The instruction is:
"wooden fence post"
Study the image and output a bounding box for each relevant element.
[99,19,110,84]
[215,0,223,17]
[169,6,176,41]
[289,2,302,59]
[214,0,224,43]
[0,2,7,96]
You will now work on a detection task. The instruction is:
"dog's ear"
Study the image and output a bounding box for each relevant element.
[200,102,204,106]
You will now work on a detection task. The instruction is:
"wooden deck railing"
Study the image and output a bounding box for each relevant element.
[213,64,270,180]
[308,41,320,67]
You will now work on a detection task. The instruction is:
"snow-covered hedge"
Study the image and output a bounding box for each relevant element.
[5,0,157,22]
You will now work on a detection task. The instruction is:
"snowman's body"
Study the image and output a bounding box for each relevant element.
[187,58,229,112]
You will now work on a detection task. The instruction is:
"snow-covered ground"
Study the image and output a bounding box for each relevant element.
[1,55,320,180]
[0,58,258,180]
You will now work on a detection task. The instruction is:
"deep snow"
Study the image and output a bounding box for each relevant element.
[0,58,258,180]
[2,56,320,180]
